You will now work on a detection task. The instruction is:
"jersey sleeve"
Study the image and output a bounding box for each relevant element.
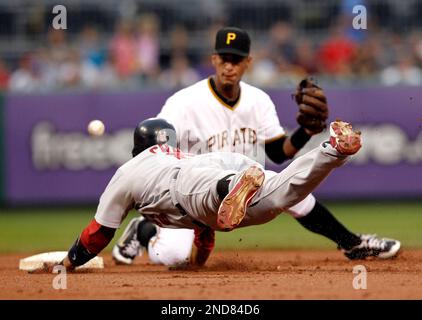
[157,94,185,136]
[94,169,134,229]
[257,92,286,143]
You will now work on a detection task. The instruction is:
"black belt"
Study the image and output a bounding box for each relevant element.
[175,202,207,228]
[175,203,187,216]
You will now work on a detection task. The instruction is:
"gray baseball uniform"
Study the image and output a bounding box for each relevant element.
[95,142,348,231]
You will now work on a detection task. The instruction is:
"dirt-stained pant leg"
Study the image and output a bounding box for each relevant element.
[238,143,349,228]
[174,145,349,230]
[173,152,261,229]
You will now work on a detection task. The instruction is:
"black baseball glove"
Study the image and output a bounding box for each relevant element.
[292,77,329,134]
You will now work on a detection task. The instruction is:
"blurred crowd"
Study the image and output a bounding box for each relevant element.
[1,12,422,93]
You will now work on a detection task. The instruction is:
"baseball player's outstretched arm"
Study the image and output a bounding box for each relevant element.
[61,218,116,270]
[283,130,311,157]
[265,128,312,164]
[189,227,215,266]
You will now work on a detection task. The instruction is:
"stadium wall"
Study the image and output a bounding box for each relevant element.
[2,87,421,205]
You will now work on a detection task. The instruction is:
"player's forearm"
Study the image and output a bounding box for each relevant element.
[190,227,215,266]
[285,127,312,156]
[265,136,290,164]
[190,245,213,266]
[282,136,299,158]
[265,129,311,164]
[63,219,116,269]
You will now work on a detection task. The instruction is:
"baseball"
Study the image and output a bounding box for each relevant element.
[87,120,105,137]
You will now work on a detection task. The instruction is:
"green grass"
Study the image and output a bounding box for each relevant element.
[216,201,422,250]
[0,201,421,253]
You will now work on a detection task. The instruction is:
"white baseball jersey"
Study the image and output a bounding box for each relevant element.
[95,145,185,229]
[157,78,286,163]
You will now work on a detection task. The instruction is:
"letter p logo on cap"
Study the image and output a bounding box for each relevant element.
[226,32,236,44]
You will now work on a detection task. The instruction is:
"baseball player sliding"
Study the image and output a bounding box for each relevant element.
[58,115,370,270]
[112,27,400,267]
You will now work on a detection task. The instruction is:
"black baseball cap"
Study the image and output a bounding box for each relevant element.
[214,27,251,57]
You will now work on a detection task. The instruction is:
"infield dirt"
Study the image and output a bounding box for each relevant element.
[1,249,421,299]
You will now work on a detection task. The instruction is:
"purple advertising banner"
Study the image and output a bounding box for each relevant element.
[5,87,422,204]
[5,90,171,203]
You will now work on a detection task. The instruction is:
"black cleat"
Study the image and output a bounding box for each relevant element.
[112,217,144,265]
[342,234,401,260]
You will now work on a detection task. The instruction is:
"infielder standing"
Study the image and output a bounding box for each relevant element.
[58,116,376,270]
[112,27,400,267]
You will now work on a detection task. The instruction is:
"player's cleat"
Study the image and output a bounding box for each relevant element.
[112,217,145,265]
[342,234,401,260]
[217,165,265,231]
[329,120,362,155]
